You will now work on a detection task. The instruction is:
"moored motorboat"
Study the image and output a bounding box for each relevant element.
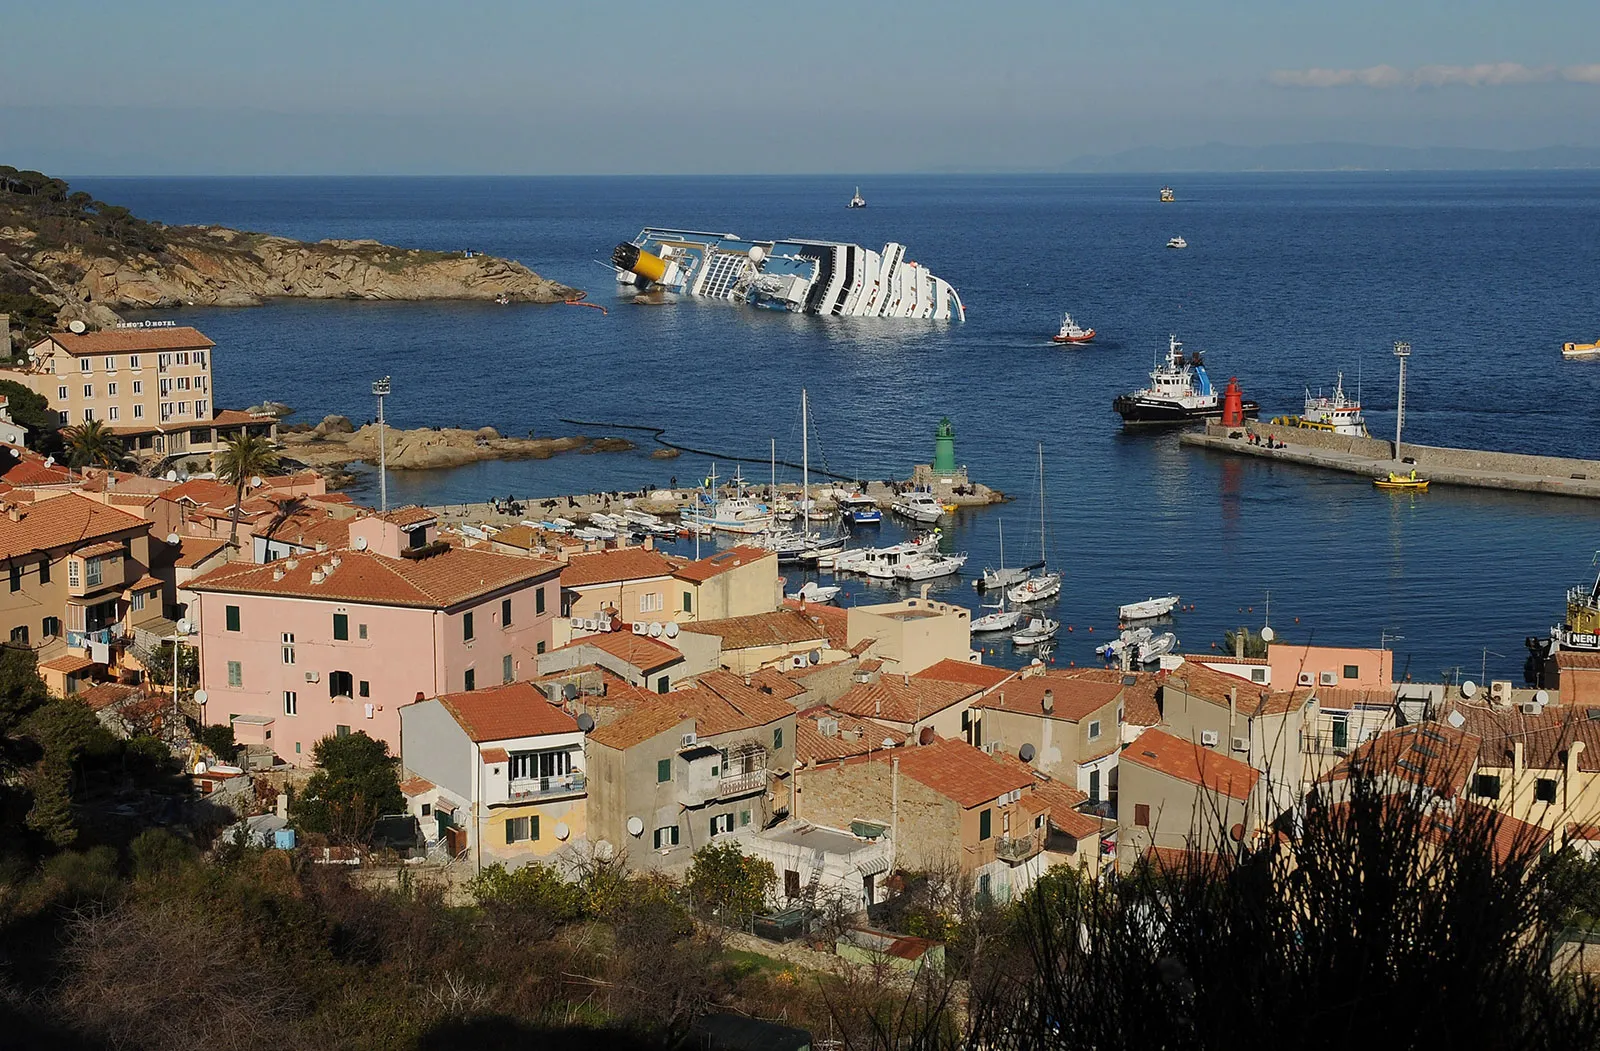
[892,553,968,581]
[1160,186,1176,203]
[1373,470,1429,492]
[1012,616,1060,646]
[1136,631,1178,663]
[971,591,1024,633]
[1273,373,1367,435]
[829,530,941,573]
[1120,595,1180,622]
[891,490,944,523]
[1096,626,1153,662]
[786,581,842,604]
[1052,312,1096,344]
[838,492,883,526]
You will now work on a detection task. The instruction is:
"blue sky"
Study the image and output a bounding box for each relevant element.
[3,0,1598,174]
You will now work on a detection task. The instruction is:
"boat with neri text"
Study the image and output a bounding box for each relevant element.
[611,228,964,320]
[1114,335,1259,425]
[1052,312,1096,344]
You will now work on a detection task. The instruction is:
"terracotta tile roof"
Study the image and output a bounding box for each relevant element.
[480,747,510,764]
[976,673,1122,722]
[1145,846,1235,879]
[1569,823,1600,842]
[587,704,694,750]
[679,608,832,651]
[1030,777,1100,839]
[75,472,169,495]
[1122,728,1261,801]
[1167,660,1313,718]
[209,408,277,427]
[1449,702,1600,774]
[1557,651,1600,671]
[1314,686,1398,711]
[1197,655,1269,666]
[0,493,148,561]
[380,506,437,528]
[794,709,903,766]
[126,574,163,592]
[78,682,139,712]
[1425,802,1552,867]
[672,545,773,583]
[42,327,215,353]
[254,509,351,550]
[188,545,559,609]
[162,479,239,508]
[913,659,1016,691]
[561,547,678,588]
[697,668,806,706]
[1322,721,1481,799]
[831,676,979,726]
[433,682,579,742]
[881,736,1035,809]
[780,598,849,649]
[174,537,228,568]
[74,539,126,558]
[2,458,75,486]
[558,630,683,672]
[41,653,98,674]
[398,776,436,796]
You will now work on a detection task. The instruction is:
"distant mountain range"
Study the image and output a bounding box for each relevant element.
[1061,142,1600,173]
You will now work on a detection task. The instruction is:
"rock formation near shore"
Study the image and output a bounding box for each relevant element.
[281,418,634,472]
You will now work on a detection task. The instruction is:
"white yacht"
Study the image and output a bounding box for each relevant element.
[683,467,773,535]
[892,490,945,524]
[848,186,866,209]
[786,581,842,604]
[1167,236,1188,249]
[828,530,941,573]
[892,553,968,582]
[1120,595,1180,621]
[971,591,1024,633]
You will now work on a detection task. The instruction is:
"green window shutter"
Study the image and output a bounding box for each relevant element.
[657,758,671,783]
[774,727,783,750]
[671,825,680,846]
[503,654,514,683]
[979,808,992,841]
[225,605,240,632]
[682,591,693,613]
[535,588,546,615]
[333,613,348,641]
[505,819,517,845]
[530,816,540,841]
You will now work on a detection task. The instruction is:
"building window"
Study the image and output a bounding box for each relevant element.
[785,869,801,898]
[502,597,513,626]
[1331,715,1349,750]
[463,612,474,642]
[509,749,571,782]
[653,825,680,849]
[1343,665,1360,680]
[129,355,140,370]
[333,613,348,641]
[1135,804,1151,827]
[358,680,370,698]
[657,676,669,694]
[1536,778,1558,803]
[1250,667,1267,683]
[1473,774,1502,800]
[358,623,368,640]
[657,758,671,783]
[536,641,545,654]
[107,382,118,396]
[464,668,476,691]
[57,385,67,400]
[503,653,514,684]
[1117,704,1125,724]
[225,604,240,632]
[329,670,353,698]
[335,724,350,737]
[178,401,189,415]
[979,808,992,841]
[739,809,751,827]
[774,726,784,750]
[535,588,545,615]
[83,408,94,422]
[1089,768,1101,802]
[42,616,60,638]
[108,406,119,421]
[195,399,208,418]
[281,632,295,664]
[133,405,144,419]
[10,625,28,644]
[68,560,80,587]
[104,356,116,372]
[57,411,68,425]
[178,376,190,391]
[177,352,189,365]
[505,816,539,844]
[83,384,93,399]
[80,358,91,373]
[710,813,734,837]
[132,380,142,394]
[227,661,242,687]
[130,590,145,612]
[283,691,298,716]
[639,592,662,614]
[195,350,206,366]
[8,564,19,592]
[85,557,102,587]
[1088,720,1101,741]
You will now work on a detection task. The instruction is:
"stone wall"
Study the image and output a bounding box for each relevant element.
[1206,422,1600,478]
[794,756,965,873]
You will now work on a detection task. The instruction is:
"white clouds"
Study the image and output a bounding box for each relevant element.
[1270,63,1600,89]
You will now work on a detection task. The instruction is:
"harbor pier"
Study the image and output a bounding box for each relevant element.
[1180,423,1600,500]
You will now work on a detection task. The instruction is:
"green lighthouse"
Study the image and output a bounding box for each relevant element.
[933,417,957,475]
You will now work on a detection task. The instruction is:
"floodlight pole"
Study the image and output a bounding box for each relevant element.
[373,377,391,512]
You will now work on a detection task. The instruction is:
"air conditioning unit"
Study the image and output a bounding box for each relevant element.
[680,732,698,749]
[1201,729,1220,747]
[1231,736,1249,753]
[1319,671,1338,686]
[1521,701,1541,716]
[571,617,584,630]
[304,671,320,683]
[1298,672,1315,686]
[632,622,647,635]
[1490,680,1513,703]
[791,654,807,669]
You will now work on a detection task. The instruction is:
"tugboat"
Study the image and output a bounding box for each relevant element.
[847,186,866,209]
[1052,312,1096,344]
[1554,555,1600,650]
[1114,335,1259,425]
[1160,186,1176,203]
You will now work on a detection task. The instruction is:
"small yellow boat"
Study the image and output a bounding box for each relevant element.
[1374,470,1429,492]
[1564,339,1600,359]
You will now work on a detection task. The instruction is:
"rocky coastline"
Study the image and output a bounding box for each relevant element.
[279,415,634,477]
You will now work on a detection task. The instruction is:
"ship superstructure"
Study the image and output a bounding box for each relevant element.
[611,228,965,320]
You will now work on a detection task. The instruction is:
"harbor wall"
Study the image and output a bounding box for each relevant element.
[1208,423,1600,480]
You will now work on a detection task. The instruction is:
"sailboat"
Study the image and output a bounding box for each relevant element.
[971,581,1023,633]
[1007,444,1062,605]
[1012,616,1060,646]
[795,389,846,565]
[979,520,1040,591]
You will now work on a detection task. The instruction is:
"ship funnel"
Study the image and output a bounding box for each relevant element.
[611,242,668,284]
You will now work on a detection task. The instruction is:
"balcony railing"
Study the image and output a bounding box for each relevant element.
[1302,733,1350,756]
[718,768,768,798]
[507,772,586,801]
[994,832,1042,864]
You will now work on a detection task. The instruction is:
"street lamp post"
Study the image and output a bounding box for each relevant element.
[373,377,391,513]
[1392,341,1411,464]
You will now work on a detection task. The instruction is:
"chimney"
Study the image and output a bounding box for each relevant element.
[329,555,341,568]
[315,541,329,553]
[272,566,285,581]
[1042,688,1054,713]
[275,792,289,820]
[6,506,20,522]
[903,673,910,685]
[310,567,326,585]
[744,675,752,687]
[286,558,300,570]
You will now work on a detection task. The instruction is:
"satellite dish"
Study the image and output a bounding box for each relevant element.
[1259,625,1275,643]
[563,683,580,702]
[165,470,178,482]
[1019,742,1036,762]
[1535,690,1550,706]
[747,245,766,264]
[354,536,369,551]
[1461,680,1478,698]
[42,455,53,466]
[648,622,663,638]
[68,320,87,334]
[808,649,821,665]
[664,622,680,638]
[177,618,193,635]
[250,476,262,488]
[1447,710,1467,729]
[576,712,595,732]
[1031,657,1044,666]
[554,822,571,841]
[918,726,936,746]
[166,532,180,545]
[193,689,207,705]
[626,816,645,837]
[595,840,615,860]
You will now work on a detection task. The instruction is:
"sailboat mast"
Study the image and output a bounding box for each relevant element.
[802,388,810,540]
[770,438,776,504]
[1037,442,1047,565]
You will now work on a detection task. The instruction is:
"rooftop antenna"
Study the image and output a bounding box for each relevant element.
[1380,628,1404,651]
[372,376,391,512]
[1392,341,1411,464]
[1480,648,1504,687]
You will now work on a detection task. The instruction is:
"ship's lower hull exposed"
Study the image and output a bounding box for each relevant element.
[612,228,965,321]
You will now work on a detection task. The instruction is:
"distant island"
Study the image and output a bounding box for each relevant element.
[0,166,579,345]
[1062,141,1600,173]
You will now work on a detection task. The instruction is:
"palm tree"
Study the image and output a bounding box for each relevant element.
[64,419,125,469]
[215,431,281,548]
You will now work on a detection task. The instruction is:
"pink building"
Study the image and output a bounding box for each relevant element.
[189,513,561,765]
[1267,643,1394,690]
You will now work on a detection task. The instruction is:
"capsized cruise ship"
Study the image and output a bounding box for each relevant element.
[611,228,965,320]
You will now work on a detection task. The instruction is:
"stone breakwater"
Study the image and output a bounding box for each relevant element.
[1181,422,1600,500]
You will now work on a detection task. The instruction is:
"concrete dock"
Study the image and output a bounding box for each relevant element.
[1180,423,1600,500]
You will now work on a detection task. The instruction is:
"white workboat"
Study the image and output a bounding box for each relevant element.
[1120,595,1180,622]
[893,553,967,582]
[1012,616,1060,646]
[786,581,842,604]
[1008,444,1062,605]
[892,490,945,523]
[684,466,773,535]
